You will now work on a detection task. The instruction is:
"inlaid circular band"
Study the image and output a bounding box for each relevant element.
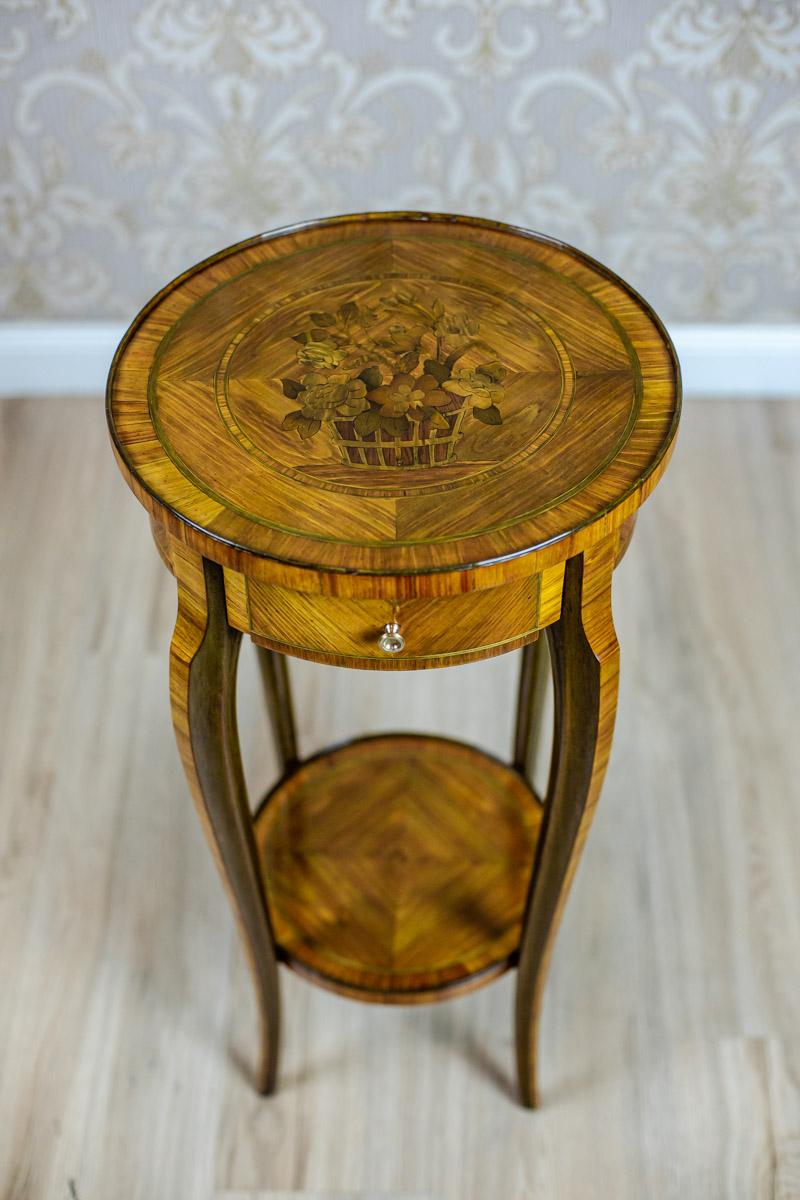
[107,212,680,588]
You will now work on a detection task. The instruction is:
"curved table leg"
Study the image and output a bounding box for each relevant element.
[170,549,281,1093]
[513,634,550,784]
[255,646,299,774]
[515,540,620,1108]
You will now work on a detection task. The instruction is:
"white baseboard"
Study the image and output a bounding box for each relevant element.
[670,325,800,396]
[0,321,797,398]
[0,323,125,398]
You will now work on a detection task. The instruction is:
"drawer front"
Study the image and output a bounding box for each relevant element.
[225,565,564,669]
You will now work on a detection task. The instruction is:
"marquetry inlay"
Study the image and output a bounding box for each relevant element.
[107,213,679,586]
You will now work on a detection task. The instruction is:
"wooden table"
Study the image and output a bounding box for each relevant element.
[107,212,680,1107]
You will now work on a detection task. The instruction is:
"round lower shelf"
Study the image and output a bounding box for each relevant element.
[254,734,542,1003]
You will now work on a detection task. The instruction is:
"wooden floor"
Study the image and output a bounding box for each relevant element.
[1,396,799,1199]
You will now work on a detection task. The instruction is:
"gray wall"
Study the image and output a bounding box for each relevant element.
[2,0,798,322]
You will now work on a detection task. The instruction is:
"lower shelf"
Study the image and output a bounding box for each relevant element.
[254,734,542,1003]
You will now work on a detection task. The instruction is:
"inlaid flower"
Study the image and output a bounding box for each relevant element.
[301,372,368,418]
[335,382,371,418]
[443,363,506,423]
[279,290,510,452]
[414,372,451,407]
[367,372,426,416]
[281,371,369,437]
[297,338,346,369]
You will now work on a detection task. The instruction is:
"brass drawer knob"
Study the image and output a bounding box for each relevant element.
[378,621,405,654]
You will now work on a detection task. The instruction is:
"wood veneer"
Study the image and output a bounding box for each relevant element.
[106,211,680,1108]
[107,211,679,598]
[254,734,542,1002]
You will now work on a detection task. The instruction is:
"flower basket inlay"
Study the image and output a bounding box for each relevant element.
[279,289,508,469]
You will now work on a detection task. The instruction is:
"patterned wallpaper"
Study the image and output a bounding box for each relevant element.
[1,0,799,322]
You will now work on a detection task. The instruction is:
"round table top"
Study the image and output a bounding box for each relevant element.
[107,212,680,588]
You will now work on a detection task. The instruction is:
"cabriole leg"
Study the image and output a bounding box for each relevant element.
[170,549,281,1093]
[255,645,299,774]
[513,634,550,783]
[515,540,620,1107]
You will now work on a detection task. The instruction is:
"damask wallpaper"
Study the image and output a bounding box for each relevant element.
[1,0,799,322]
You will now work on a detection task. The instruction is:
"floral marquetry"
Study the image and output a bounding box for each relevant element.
[107,212,680,594]
[278,287,510,468]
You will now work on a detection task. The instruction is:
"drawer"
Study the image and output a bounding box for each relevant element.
[225,564,564,670]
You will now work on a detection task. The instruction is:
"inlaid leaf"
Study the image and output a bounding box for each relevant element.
[281,409,304,430]
[397,351,419,373]
[424,359,450,383]
[281,378,302,399]
[291,332,310,344]
[310,311,335,326]
[479,361,507,383]
[427,410,449,430]
[296,417,321,439]
[354,407,382,435]
[358,365,383,389]
[473,404,502,425]
[442,380,471,396]
[338,301,358,321]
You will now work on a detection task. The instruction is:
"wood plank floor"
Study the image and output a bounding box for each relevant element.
[1,396,799,1199]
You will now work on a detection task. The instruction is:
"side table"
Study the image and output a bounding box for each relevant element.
[107,212,680,1107]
